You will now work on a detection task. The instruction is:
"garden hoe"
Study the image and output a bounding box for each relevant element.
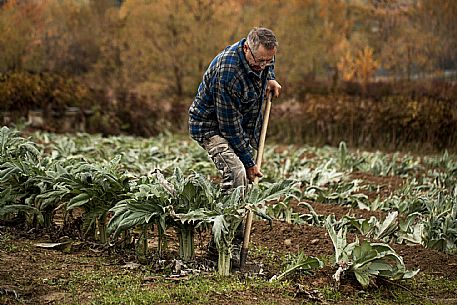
[240,91,273,269]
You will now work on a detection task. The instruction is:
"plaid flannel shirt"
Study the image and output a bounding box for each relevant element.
[188,38,276,168]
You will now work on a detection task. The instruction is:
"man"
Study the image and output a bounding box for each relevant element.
[188,27,281,267]
[189,27,281,189]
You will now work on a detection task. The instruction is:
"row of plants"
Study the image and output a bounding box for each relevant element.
[11,129,457,253]
[0,127,295,276]
[267,214,420,288]
[2,127,455,285]
[27,129,457,215]
[266,143,457,252]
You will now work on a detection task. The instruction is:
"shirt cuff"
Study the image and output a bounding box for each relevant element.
[238,151,255,168]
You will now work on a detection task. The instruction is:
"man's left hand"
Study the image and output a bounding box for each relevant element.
[267,79,282,98]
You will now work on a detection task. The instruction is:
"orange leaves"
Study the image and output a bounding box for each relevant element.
[1,0,17,10]
[338,51,356,82]
[338,47,379,84]
[355,46,380,84]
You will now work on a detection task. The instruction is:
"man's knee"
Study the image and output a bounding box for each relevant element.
[231,164,247,189]
[203,135,248,190]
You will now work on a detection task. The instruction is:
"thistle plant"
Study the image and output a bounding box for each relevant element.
[270,252,323,281]
[0,127,44,225]
[177,179,299,275]
[65,156,130,244]
[340,211,399,242]
[325,216,419,288]
[107,176,172,257]
[108,168,218,261]
[165,168,218,261]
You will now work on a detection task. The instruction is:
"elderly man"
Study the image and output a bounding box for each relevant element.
[188,27,281,268]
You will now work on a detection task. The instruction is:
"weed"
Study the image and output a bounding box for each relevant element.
[320,286,342,302]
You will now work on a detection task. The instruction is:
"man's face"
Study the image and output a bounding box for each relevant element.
[244,43,276,72]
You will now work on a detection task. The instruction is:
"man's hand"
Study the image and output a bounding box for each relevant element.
[267,79,282,98]
[246,165,263,183]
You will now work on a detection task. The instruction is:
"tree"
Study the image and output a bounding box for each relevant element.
[415,0,457,71]
[39,0,113,75]
[116,0,238,99]
[368,0,438,80]
[355,46,379,92]
[0,1,45,72]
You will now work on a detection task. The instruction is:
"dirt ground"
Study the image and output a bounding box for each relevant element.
[251,218,457,279]
[2,201,457,305]
[1,173,457,304]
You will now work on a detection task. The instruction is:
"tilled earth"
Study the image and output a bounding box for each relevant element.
[1,199,457,304]
[251,216,457,279]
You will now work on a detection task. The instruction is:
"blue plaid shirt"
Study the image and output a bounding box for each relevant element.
[188,38,276,168]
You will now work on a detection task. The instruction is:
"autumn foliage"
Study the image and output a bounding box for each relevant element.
[0,0,456,149]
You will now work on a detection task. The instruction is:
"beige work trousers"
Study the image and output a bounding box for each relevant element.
[202,135,249,193]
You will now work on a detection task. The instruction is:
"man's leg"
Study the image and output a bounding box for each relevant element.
[202,135,248,269]
[203,135,248,192]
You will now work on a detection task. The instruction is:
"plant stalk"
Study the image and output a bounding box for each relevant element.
[218,247,231,276]
[177,225,194,261]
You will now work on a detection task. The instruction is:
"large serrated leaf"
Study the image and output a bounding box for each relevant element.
[272,253,323,281]
[67,193,91,210]
[376,211,398,240]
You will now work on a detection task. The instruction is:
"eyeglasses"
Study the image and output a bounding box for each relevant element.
[247,44,274,67]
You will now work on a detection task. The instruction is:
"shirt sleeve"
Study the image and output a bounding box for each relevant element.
[214,73,256,168]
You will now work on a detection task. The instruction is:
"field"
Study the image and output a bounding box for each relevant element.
[1,127,457,304]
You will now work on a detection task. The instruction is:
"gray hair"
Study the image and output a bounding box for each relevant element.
[247,27,278,51]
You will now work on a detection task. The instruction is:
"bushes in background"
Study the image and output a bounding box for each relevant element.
[1,71,457,152]
[269,93,457,152]
[0,71,187,136]
[0,71,91,122]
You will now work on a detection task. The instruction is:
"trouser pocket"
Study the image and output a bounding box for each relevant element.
[203,135,247,192]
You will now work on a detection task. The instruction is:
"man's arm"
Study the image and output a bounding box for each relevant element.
[214,75,256,169]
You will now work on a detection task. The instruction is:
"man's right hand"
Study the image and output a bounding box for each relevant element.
[267,79,282,98]
[246,165,263,183]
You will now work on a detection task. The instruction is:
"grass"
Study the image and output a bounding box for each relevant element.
[319,286,342,302]
[315,274,457,305]
[0,232,21,254]
[63,268,293,304]
[1,229,456,305]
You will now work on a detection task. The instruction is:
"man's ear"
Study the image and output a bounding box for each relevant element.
[242,44,249,56]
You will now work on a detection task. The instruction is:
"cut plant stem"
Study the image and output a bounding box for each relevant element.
[176,224,195,261]
[218,247,231,276]
[97,215,107,244]
[142,225,148,256]
[157,224,166,258]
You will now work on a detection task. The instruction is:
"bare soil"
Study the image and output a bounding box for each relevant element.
[2,205,457,305]
[251,218,457,280]
[1,172,456,304]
